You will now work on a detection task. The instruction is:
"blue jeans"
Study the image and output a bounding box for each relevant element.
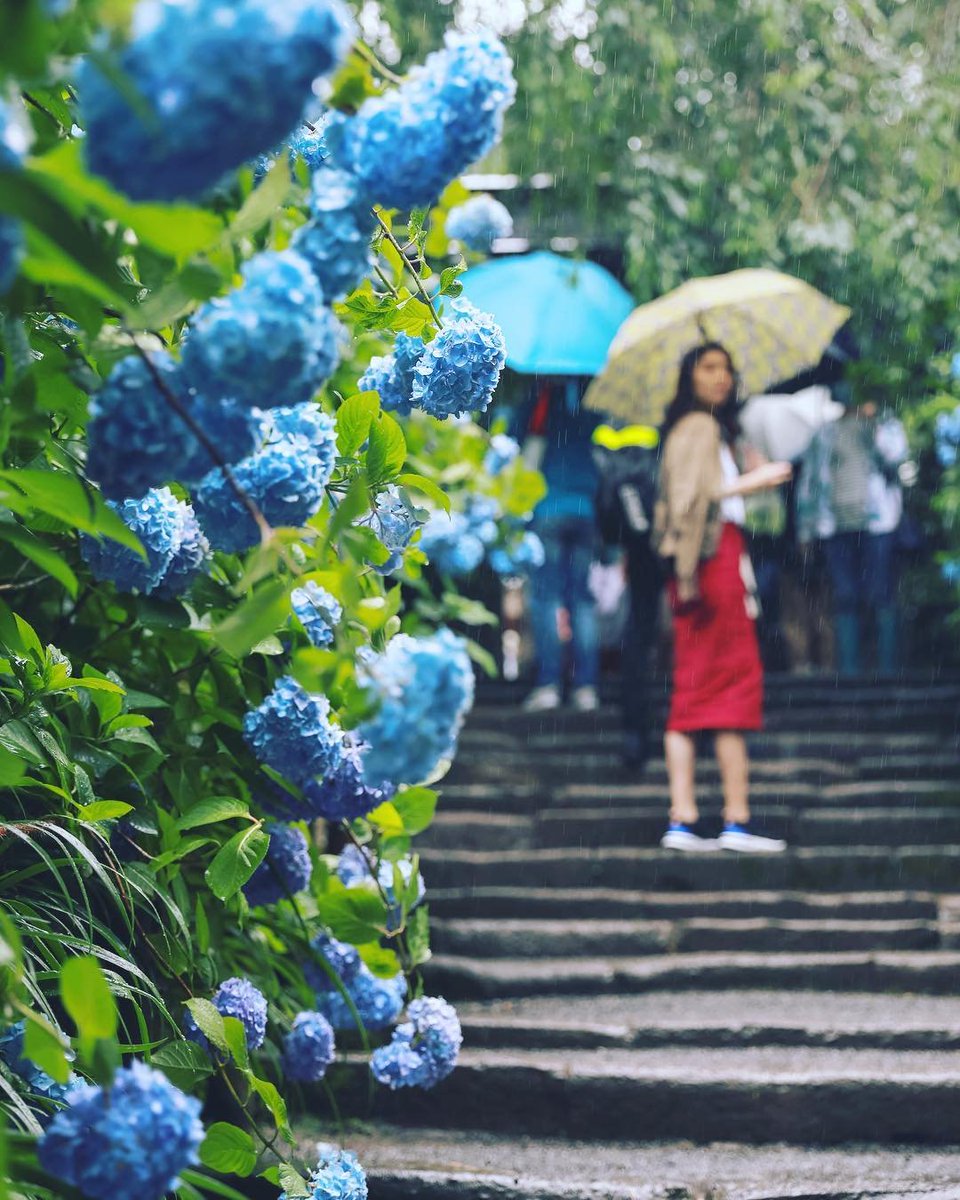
[529,516,599,690]
[823,531,897,612]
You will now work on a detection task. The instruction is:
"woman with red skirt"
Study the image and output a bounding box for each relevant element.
[652,343,792,853]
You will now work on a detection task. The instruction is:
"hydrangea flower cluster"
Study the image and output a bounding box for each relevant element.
[313,963,406,1032]
[464,495,500,547]
[185,977,268,1053]
[409,300,506,418]
[446,194,514,250]
[336,843,424,932]
[77,0,356,201]
[328,30,516,209]
[0,1023,80,1109]
[291,581,342,648]
[303,932,361,994]
[484,433,520,476]
[370,996,462,1090]
[85,351,259,499]
[281,1144,367,1200]
[934,406,960,468]
[293,169,376,301]
[419,511,485,577]
[259,403,338,465]
[256,116,329,180]
[941,558,960,586]
[357,629,475,787]
[357,334,425,418]
[282,1011,336,1083]
[182,250,342,412]
[37,1061,204,1200]
[81,487,210,596]
[243,823,312,907]
[0,98,28,295]
[305,734,394,821]
[358,484,423,573]
[489,530,546,578]
[243,676,344,789]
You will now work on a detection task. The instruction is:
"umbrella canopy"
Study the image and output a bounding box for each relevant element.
[584,268,850,424]
[457,250,636,376]
[740,385,843,463]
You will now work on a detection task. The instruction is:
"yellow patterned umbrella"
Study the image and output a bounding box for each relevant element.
[584,269,850,425]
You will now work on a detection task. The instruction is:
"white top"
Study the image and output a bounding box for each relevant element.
[719,444,746,527]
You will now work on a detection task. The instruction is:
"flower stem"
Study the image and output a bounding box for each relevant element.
[354,40,404,86]
[372,211,443,331]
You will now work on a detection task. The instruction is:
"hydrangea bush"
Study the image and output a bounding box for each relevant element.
[0,5,543,1197]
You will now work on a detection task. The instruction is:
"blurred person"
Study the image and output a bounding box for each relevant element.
[796,386,907,677]
[653,343,792,853]
[520,379,602,712]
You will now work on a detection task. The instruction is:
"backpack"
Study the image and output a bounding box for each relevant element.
[591,424,661,548]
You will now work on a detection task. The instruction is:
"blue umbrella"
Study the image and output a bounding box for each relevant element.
[457,250,635,376]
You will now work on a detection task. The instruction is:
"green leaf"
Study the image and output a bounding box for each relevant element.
[22,1015,71,1085]
[367,411,406,485]
[212,579,290,660]
[357,941,401,979]
[184,998,228,1053]
[153,1040,215,1091]
[221,1016,250,1072]
[195,896,211,955]
[131,261,225,329]
[316,881,389,943]
[464,639,498,677]
[366,801,404,838]
[176,796,250,831]
[397,472,450,513]
[0,470,142,550]
[246,1074,293,1143]
[336,391,380,457]
[275,1164,310,1198]
[204,825,269,901]
[199,1124,257,1178]
[0,523,78,596]
[77,801,134,823]
[393,786,439,835]
[327,471,370,542]
[227,159,291,240]
[60,956,118,1042]
[0,746,26,788]
[406,904,432,968]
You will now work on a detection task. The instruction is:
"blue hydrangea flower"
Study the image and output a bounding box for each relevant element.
[86,351,259,499]
[356,333,425,418]
[185,977,268,1053]
[259,403,337,468]
[292,169,375,301]
[0,1023,80,1110]
[336,844,424,932]
[195,440,332,553]
[256,116,329,179]
[328,30,515,209]
[78,0,356,201]
[37,1060,204,1200]
[464,494,500,546]
[409,301,505,418]
[941,558,960,586]
[291,581,342,648]
[313,964,406,1032]
[81,486,185,594]
[355,484,423,574]
[154,501,211,598]
[244,823,312,907]
[370,996,462,1090]
[303,932,361,995]
[282,1012,336,1084]
[0,99,28,295]
[301,735,394,822]
[934,407,960,469]
[489,530,546,577]
[243,676,344,789]
[419,511,485,576]
[182,250,343,411]
[357,629,475,787]
[282,1144,367,1200]
[447,195,513,251]
[483,433,519,476]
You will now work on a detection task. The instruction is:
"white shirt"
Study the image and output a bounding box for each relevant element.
[719,443,746,526]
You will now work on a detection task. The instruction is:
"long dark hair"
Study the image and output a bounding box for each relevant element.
[660,342,741,444]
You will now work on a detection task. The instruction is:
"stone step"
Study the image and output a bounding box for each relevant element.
[337,1045,960,1145]
[454,989,960,1052]
[858,753,960,781]
[429,916,940,959]
[299,1123,960,1200]
[419,845,960,893]
[423,950,960,1001]
[428,887,941,922]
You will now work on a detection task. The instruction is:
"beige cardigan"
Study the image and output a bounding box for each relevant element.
[653,412,724,601]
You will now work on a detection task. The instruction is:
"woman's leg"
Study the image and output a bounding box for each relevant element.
[665,730,698,824]
[715,730,750,825]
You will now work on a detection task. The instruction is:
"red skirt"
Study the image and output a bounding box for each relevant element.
[667,523,763,733]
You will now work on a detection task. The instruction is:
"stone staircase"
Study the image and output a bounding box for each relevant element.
[305,675,960,1199]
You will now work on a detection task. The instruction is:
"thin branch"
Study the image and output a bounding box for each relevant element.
[372,210,443,331]
[129,340,273,545]
[354,40,404,86]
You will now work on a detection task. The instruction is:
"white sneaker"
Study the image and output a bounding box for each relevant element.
[570,685,599,712]
[522,684,561,713]
[660,824,720,853]
[718,823,787,854]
